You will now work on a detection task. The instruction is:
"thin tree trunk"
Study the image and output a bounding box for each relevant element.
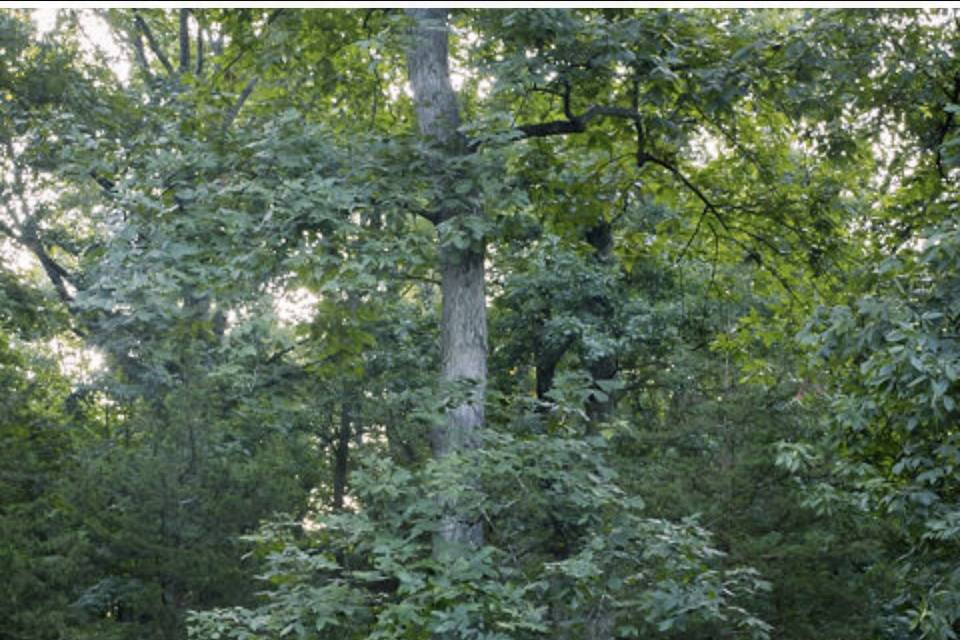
[584,218,618,429]
[332,391,353,511]
[583,217,617,636]
[178,9,190,74]
[535,334,573,412]
[334,291,362,511]
[406,8,486,556]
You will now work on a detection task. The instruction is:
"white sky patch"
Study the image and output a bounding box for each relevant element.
[30,6,56,34]
[40,335,106,385]
[687,126,725,167]
[78,11,132,85]
[31,8,131,84]
[387,80,413,102]
[0,235,40,275]
[273,286,319,326]
[450,25,493,99]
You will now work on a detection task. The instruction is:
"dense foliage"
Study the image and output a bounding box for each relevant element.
[1,7,959,640]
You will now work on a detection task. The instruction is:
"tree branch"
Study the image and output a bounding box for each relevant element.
[518,118,587,138]
[643,155,725,225]
[491,92,800,299]
[676,205,709,263]
[211,27,223,58]
[213,9,286,82]
[130,30,154,82]
[935,72,960,180]
[134,11,174,77]
[221,77,258,136]
[90,170,116,196]
[517,103,643,140]
[642,154,799,300]
[20,220,75,304]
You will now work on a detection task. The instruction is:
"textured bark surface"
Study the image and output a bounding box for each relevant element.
[406,9,463,152]
[407,8,487,553]
[436,244,487,457]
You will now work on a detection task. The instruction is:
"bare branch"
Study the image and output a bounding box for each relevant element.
[221,78,258,136]
[134,10,174,77]
[640,153,799,299]
[517,118,587,138]
[130,30,154,82]
[517,104,642,140]
[90,170,116,197]
[642,155,725,226]
[214,9,287,81]
[20,219,75,304]
[676,205,709,263]
[935,72,960,181]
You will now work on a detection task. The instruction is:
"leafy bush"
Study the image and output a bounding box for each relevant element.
[190,431,771,640]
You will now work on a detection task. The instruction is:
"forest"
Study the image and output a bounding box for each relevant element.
[1,6,959,640]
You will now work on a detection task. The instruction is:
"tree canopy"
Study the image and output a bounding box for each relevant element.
[1,7,959,640]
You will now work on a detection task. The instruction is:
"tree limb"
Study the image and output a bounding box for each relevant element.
[213,9,286,81]
[130,30,154,82]
[517,104,643,140]
[211,26,223,58]
[676,205,709,263]
[642,155,726,227]
[90,170,116,196]
[221,77,258,136]
[134,10,174,77]
[935,72,960,181]
[20,221,75,305]
[642,154,799,300]
[195,24,205,75]
[518,118,587,138]
[488,92,801,299]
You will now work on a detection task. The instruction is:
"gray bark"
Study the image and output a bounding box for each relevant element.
[406,8,486,555]
[406,9,464,152]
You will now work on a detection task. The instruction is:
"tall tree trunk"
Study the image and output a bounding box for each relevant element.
[406,8,486,555]
[333,293,362,511]
[583,217,617,636]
